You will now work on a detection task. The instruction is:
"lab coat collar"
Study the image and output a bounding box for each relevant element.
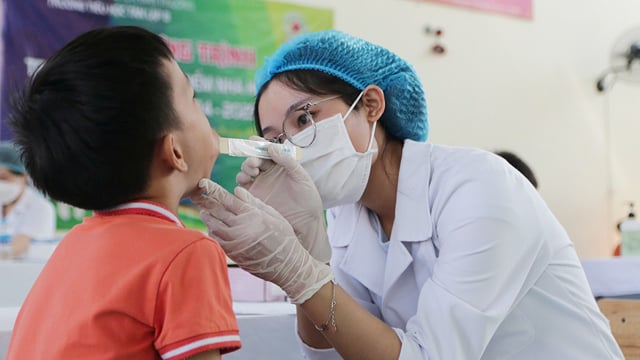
[382,140,433,296]
[337,205,387,295]
[389,140,433,244]
[336,140,435,297]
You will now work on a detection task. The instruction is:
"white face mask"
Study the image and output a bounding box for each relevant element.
[0,180,22,205]
[288,92,378,209]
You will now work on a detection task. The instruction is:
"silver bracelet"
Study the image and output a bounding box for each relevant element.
[313,280,337,333]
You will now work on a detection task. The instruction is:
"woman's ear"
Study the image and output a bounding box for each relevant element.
[362,85,385,124]
[160,133,188,172]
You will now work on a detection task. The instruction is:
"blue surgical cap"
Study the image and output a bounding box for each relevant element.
[0,142,25,174]
[255,30,429,142]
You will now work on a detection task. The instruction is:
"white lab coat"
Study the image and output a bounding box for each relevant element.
[6,187,56,241]
[299,140,622,359]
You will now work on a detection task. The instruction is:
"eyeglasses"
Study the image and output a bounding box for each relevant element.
[268,95,341,148]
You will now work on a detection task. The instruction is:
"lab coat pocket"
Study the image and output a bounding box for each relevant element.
[481,308,534,360]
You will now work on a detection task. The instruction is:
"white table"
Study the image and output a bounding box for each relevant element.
[0,258,298,359]
[0,260,300,360]
[1,304,298,360]
[0,307,19,360]
[0,260,46,307]
[581,257,640,298]
[5,258,640,359]
[0,261,289,306]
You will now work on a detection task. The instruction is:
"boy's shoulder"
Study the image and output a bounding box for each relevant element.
[58,214,228,280]
[70,212,219,255]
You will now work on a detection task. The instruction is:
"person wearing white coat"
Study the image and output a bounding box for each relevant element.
[321,140,621,359]
[192,30,623,359]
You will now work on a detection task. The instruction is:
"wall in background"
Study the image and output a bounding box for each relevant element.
[286,0,640,258]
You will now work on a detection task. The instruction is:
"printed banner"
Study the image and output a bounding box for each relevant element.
[423,0,532,19]
[1,0,333,230]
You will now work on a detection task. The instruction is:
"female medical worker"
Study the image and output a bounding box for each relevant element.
[193,30,623,359]
[0,141,56,259]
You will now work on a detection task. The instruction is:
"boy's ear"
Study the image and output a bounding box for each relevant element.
[160,134,188,172]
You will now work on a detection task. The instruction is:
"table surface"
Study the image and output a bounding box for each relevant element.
[0,258,299,359]
[1,258,299,359]
[0,260,46,307]
[581,257,640,298]
[1,308,299,360]
[4,257,640,359]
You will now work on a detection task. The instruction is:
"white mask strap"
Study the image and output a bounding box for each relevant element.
[343,90,377,151]
[367,121,378,150]
[343,91,365,121]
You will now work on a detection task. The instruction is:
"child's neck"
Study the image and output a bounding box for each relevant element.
[138,181,184,214]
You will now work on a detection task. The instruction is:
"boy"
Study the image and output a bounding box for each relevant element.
[6,26,240,359]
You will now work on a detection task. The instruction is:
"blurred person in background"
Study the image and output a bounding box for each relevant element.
[495,150,538,189]
[0,141,55,259]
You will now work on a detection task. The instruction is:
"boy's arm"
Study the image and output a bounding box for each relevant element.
[187,349,220,360]
[155,238,240,358]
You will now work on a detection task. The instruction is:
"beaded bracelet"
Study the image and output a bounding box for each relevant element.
[313,280,337,333]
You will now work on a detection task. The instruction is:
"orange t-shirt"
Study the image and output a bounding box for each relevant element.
[7,201,240,359]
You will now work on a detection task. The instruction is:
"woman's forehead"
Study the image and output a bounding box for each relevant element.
[259,82,310,119]
[261,80,310,104]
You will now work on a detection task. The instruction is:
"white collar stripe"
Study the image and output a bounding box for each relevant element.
[107,202,183,228]
[160,335,241,359]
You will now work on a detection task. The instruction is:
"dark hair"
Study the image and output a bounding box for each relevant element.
[8,26,177,210]
[495,151,538,189]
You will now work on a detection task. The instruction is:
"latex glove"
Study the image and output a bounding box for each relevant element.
[192,179,333,304]
[236,137,331,263]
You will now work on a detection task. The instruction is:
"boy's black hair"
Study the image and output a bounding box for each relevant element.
[8,26,178,210]
[495,151,538,189]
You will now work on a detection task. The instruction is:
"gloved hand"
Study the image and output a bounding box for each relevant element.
[192,179,333,304]
[236,137,331,263]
